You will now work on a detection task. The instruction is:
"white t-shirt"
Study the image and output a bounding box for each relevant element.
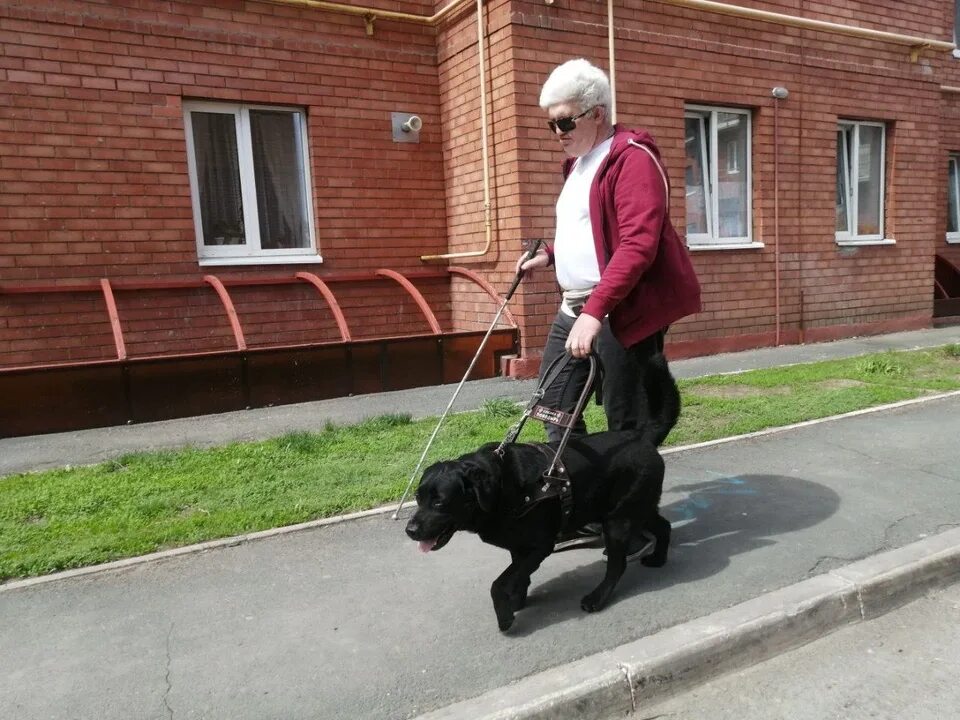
[553,136,613,293]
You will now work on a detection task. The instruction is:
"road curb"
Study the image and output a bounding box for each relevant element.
[411,527,960,720]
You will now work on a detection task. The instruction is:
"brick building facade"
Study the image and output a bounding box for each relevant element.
[2,0,959,433]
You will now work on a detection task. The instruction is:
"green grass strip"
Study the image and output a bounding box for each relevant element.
[2,345,959,580]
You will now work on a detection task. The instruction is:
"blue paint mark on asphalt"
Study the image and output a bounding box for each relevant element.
[667,474,759,525]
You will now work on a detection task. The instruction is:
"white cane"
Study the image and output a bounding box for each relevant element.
[392,240,544,519]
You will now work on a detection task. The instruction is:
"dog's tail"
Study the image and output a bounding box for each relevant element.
[639,352,681,447]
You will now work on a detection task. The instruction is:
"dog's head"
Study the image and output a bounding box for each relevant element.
[404,454,500,553]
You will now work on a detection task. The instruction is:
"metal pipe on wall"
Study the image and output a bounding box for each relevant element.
[262,0,472,25]
[773,91,783,346]
[649,0,954,57]
[607,0,617,124]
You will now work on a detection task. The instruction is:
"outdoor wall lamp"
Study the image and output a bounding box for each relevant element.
[392,112,422,143]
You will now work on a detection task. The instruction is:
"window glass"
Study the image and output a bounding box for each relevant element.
[684,106,751,245]
[184,102,317,263]
[684,116,709,236]
[836,129,849,233]
[191,112,245,247]
[250,110,310,250]
[955,0,960,46]
[949,156,959,236]
[856,124,883,236]
[717,112,748,239]
[835,121,884,242]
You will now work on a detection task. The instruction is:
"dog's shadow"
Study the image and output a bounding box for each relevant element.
[510,473,840,636]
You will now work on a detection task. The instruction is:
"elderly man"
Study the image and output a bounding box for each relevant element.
[517,58,701,557]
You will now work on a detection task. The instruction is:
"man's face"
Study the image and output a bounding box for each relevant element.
[546,101,602,158]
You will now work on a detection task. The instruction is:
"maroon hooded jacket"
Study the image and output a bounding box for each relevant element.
[545,126,701,348]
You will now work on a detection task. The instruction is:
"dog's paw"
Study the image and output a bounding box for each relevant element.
[580,590,608,613]
[492,593,516,631]
[510,589,528,611]
[641,553,666,568]
[496,608,516,632]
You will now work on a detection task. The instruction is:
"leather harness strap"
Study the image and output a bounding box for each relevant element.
[511,443,573,524]
[498,352,597,529]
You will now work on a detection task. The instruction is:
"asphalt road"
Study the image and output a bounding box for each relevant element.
[1,394,958,720]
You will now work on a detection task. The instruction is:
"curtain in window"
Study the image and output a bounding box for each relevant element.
[836,128,850,233]
[192,112,245,246]
[250,110,309,250]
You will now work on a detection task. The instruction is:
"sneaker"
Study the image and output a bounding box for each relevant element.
[602,533,655,563]
[554,522,604,552]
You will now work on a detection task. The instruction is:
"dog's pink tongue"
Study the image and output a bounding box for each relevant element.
[418,539,437,553]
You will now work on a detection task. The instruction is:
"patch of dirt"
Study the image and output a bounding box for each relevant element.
[814,379,869,390]
[688,383,791,398]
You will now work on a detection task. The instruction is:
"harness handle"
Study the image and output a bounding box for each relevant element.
[495,351,598,466]
[544,354,597,476]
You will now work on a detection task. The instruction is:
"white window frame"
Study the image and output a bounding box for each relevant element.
[836,120,889,246]
[183,100,320,266]
[684,105,756,250]
[949,154,960,243]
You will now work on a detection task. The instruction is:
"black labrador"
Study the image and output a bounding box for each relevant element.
[405,352,680,631]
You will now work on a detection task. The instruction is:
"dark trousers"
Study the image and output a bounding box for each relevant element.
[538,310,665,443]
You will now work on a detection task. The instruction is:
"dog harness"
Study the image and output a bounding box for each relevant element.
[511,443,574,524]
[494,352,599,529]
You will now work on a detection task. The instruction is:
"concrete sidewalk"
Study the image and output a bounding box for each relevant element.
[637,580,960,720]
[2,325,960,719]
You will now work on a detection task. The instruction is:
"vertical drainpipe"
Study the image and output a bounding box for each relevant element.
[608,0,617,124]
[772,87,790,346]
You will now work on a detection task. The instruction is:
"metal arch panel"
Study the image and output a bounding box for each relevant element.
[202,274,247,351]
[295,271,352,342]
[447,266,518,327]
[374,268,442,335]
[99,278,128,360]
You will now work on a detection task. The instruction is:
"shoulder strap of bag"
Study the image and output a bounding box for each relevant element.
[627,139,670,214]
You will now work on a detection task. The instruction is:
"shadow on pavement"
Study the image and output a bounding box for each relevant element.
[507,474,841,635]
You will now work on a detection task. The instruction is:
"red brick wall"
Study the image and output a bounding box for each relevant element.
[436,0,525,338]
[2,0,957,373]
[499,0,950,364]
[0,0,451,366]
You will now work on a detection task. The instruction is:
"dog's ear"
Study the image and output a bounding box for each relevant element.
[463,461,499,512]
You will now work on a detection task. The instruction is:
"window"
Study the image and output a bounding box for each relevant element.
[836,121,886,244]
[954,0,960,59]
[949,154,960,243]
[183,101,318,265]
[684,106,752,247]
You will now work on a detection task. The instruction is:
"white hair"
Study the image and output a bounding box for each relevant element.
[539,58,612,111]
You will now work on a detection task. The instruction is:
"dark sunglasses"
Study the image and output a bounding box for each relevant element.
[547,106,595,134]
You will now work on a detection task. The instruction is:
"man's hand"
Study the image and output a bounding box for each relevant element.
[515,249,549,279]
[565,313,601,358]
